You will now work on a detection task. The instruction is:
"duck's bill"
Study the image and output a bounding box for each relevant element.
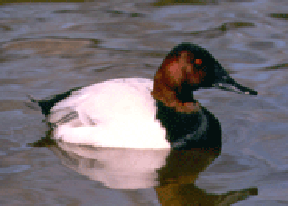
[213,76,258,95]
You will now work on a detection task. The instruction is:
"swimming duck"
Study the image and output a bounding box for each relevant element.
[29,43,257,150]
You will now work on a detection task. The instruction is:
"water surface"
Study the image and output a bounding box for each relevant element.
[0,0,288,205]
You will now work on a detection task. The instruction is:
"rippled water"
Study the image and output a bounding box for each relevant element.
[0,0,288,205]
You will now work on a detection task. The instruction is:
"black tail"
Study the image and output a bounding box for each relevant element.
[26,86,83,116]
[25,95,42,113]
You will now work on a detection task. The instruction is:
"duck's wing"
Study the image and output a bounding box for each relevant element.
[48,86,101,128]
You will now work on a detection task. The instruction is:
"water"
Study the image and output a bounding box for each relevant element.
[0,0,288,205]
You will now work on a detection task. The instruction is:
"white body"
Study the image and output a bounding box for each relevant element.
[49,78,170,149]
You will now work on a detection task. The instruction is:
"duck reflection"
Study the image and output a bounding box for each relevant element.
[155,148,257,205]
[51,142,170,189]
[29,125,257,205]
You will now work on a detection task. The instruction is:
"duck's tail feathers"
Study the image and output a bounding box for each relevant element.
[25,94,42,112]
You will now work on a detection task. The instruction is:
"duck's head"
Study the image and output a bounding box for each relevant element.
[151,43,257,113]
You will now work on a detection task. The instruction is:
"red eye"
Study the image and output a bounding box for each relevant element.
[195,59,202,65]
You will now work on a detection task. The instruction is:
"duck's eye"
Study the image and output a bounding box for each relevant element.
[195,59,202,65]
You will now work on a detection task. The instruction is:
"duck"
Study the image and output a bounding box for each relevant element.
[28,43,257,150]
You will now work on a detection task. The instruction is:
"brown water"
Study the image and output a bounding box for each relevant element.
[1,0,288,205]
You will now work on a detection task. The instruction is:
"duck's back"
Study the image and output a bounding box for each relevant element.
[49,78,169,149]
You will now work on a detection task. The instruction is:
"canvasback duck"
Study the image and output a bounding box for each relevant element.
[29,43,257,150]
